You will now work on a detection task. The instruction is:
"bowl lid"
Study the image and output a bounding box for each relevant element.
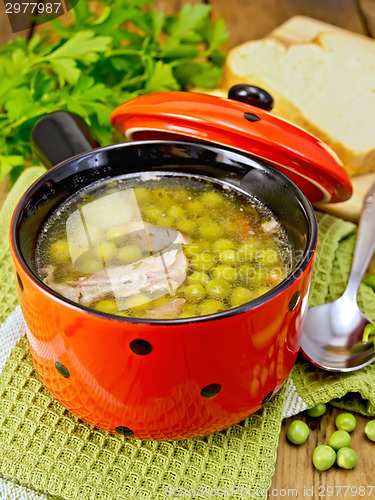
[110,91,352,204]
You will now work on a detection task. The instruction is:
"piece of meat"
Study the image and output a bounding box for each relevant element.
[40,224,191,308]
[262,219,280,233]
[145,298,186,319]
[41,265,82,303]
[69,247,188,306]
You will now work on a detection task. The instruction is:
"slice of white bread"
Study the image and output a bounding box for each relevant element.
[224,32,375,176]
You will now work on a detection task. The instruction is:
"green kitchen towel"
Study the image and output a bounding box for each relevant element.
[0,169,375,500]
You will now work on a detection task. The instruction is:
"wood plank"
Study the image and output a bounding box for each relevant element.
[1,4,375,498]
[274,405,375,499]
[0,1,30,45]
[271,13,375,46]
[316,173,375,222]
[154,0,370,48]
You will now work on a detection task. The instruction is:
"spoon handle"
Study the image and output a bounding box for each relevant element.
[344,180,375,301]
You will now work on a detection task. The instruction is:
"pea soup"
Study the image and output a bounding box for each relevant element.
[35,173,292,319]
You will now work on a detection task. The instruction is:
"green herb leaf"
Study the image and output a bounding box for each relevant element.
[144,61,180,93]
[0,155,24,181]
[173,61,223,89]
[4,88,35,121]
[206,18,229,53]
[166,3,211,39]
[363,274,375,290]
[49,58,81,86]
[0,0,227,183]
[48,30,112,65]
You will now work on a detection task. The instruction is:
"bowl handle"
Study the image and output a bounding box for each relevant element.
[31,111,99,169]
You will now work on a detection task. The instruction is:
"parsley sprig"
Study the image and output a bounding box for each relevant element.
[0,0,228,182]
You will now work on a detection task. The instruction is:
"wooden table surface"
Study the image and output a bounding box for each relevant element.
[1,2,375,498]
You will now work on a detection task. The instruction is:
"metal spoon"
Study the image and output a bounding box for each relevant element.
[301,181,375,372]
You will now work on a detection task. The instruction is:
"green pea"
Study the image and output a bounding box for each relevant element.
[217,249,238,266]
[199,222,223,241]
[184,241,211,258]
[188,272,210,287]
[200,190,223,206]
[156,215,174,227]
[185,200,204,215]
[190,252,216,272]
[258,248,279,266]
[251,285,271,300]
[199,299,226,316]
[152,187,172,206]
[117,245,143,264]
[237,263,254,285]
[312,445,336,471]
[249,268,269,287]
[195,240,211,251]
[212,238,236,252]
[179,303,198,318]
[362,323,375,344]
[94,299,119,315]
[133,187,151,203]
[336,447,357,469]
[286,420,309,445]
[79,259,103,274]
[327,430,351,451]
[205,279,231,300]
[175,218,195,234]
[237,240,261,262]
[211,265,237,282]
[306,403,327,418]
[167,205,185,219]
[95,241,117,261]
[230,287,253,307]
[105,226,127,243]
[125,293,150,311]
[267,267,287,287]
[183,284,206,303]
[50,239,71,261]
[335,413,356,432]
[196,216,211,226]
[143,205,163,222]
[364,420,375,441]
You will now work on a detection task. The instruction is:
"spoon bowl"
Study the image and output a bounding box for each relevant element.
[301,295,374,371]
[301,181,375,372]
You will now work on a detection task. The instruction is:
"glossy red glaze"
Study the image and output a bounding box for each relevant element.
[10,239,314,441]
[10,101,321,440]
[111,91,352,204]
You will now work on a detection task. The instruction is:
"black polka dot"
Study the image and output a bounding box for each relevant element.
[288,291,301,311]
[115,426,134,437]
[201,383,221,398]
[244,112,261,122]
[55,362,70,378]
[16,273,23,292]
[129,339,152,355]
[262,391,274,405]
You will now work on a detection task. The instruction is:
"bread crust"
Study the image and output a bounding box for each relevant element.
[224,33,375,176]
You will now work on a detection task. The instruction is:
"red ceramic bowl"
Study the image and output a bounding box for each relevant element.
[9,90,350,440]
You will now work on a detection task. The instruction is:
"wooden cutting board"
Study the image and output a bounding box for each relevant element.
[268,16,375,222]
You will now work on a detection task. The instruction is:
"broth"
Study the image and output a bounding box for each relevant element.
[35,173,292,319]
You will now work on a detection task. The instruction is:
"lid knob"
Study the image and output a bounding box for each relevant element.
[228,84,274,111]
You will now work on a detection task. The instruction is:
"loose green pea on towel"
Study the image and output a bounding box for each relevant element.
[0,168,375,500]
